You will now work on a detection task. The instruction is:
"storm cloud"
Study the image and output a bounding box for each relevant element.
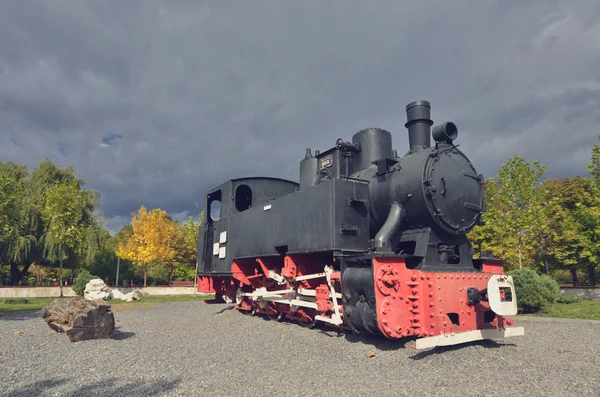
[1,0,599,233]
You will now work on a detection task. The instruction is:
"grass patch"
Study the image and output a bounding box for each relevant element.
[0,294,210,314]
[0,297,57,313]
[532,299,600,320]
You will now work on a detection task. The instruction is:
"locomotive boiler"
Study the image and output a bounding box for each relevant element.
[196,100,523,349]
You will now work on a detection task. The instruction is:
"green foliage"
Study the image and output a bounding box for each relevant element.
[549,269,592,285]
[469,155,547,269]
[0,172,18,243]
[538,274,560,305]
[588,135,600,183]
[541,177,599,277]
[72,269,99,296]
[508,268,560,313]
[556,296,581,304]
[172,263,196,281]
[4,298,30,304]
[140,261,195,285]
[148,262,170,285]
[550,269,571,285]
[468,142,600,287]
[0,158,106,285]
[535,299,600,320]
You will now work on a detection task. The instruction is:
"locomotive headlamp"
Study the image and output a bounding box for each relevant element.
[432,122,458,144]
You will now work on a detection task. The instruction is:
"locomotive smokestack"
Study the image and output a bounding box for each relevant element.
[405,100,433,152]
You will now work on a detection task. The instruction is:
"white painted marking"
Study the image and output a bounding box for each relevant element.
[488,275,519,316]
[213,243,219,256]
[415,327,524,350]
[219,231,227,244]
[264,204,272,211]
[219,246,226,259]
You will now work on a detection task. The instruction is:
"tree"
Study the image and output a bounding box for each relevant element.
[588,135,600,182]
[0,168,19,245]
[581,135,600,285]
[541,177,599,285]
[116,206,180,286]
[175,215,200,263]
[0,159,105,285]
[169,212,203,283]
[468,155,547,269]
[0,162,34,284]
[41,177,103,293]
[468,180,505,258]
[88,228,130,285]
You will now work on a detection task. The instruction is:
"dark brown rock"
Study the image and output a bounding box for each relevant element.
[41,297,115,342]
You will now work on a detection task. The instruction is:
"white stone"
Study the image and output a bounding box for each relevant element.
[84,278,140,301]
[123,292,140,302]
[84,279,110,300]
[111,289,125,300]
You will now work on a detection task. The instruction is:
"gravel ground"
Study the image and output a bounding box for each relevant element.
[1,301,599,397]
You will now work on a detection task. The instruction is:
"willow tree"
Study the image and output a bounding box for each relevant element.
[0,159,104,285]
[0,161,39,284]
[0,167,19,245]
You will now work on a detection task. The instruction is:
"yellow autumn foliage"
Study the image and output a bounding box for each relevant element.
[116,206,180,284]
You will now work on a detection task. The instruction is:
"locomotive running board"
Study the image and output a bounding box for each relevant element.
[414,327,525,350]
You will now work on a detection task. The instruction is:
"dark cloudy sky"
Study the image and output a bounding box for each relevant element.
[1,0,599,233]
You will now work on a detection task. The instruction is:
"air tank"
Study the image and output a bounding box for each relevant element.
[299,148,319,188]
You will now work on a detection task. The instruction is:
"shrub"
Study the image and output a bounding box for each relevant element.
[539,274,561,304]
[148,263,170,285]
[550,269,573,285]
[172,264,196,281]
[4,298,30,304]
[72,270,99,296]
[556,296,582,304]
[508,268,561,313]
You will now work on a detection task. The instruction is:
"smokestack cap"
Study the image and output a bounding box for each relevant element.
[405,100,431,111]
[405,100,433,128]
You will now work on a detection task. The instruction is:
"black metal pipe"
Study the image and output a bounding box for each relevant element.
[405,100,433,152]
[432,122,458,144]
[373,201,406,251]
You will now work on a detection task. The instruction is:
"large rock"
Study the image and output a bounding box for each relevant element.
[41,297,115,342]
[84,279,112,300]
[84,278,140,302]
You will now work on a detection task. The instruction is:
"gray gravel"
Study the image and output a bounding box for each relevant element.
[1,301,599,397]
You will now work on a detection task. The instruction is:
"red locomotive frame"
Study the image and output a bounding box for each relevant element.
[197,254,523,349]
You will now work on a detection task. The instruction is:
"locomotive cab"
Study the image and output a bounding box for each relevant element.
[198,177,299,275]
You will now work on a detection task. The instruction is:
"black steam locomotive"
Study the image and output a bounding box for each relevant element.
[196,100,523,349]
